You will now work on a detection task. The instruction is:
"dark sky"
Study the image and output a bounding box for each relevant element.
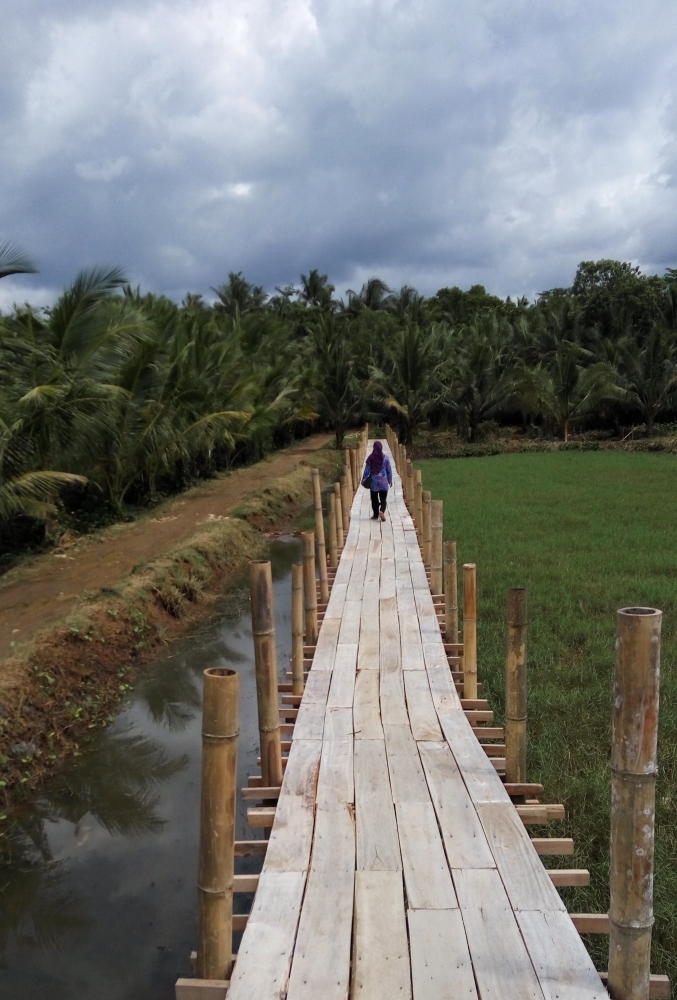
[1,0,676,309]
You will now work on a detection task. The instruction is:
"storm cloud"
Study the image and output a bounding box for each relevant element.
[1,0,676,307]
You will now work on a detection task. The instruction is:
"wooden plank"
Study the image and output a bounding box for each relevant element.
[395,802,457,909]
[399,607,426,671]
[570,914,610,933]
[407,909,478,1000]
[403,671,443,741]
[323,584,348,620]
[354,739,402,871]
[263,740,321,873]
[516,910,609,999]
[383,723,430,803]
[312,616,341,669]
[293,699,326,740]
[358,595,380,670]
[327,643,358,708]
[352,871,411,1000]
[176,979,229,999]
[379,596,408,725]
[418,742,495,869]
[454,867,546,1000]
[316,707,354,809]
[379,557,396,599]
[234,840,267,856]
[286,868,354,1000]
[225,871,306,1000]
[415,593,440,637]
[548,869,590,887]
[475,802,567,912]
[301,669,332,703]
[354,669,384,739]
[532,838,575,856]
[442,728,512,805]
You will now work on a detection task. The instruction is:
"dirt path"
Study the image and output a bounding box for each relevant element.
[0,435,332,661]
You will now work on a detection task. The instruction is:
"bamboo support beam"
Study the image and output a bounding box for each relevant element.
[505,588,528,785]
[311,469,329,603]
[608,606,662,1000]
[249,561,283,789]
[463,563,477,700]
[406,459,414,505]
[340,476,350,533]
[431,499,443,595]
[291,564,304,696]
[444,540,458,644]
[327,493,338,568]
[422,490,432,567]
[301,531,318,644]
[344,448,353,494]
[334,483,344,549]
[414,469,423,540]
[196,667,238,981]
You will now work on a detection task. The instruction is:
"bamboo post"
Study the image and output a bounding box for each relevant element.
[311,469,329,604]
[290,564,305,696]
[249,561,283,788]
[608,607,662,1000]
[327,493,338,568]
[196,667,238,981]
[399,444,406,479]
[422,491,432,567]
[351,448,359,493]
[414,470,423,541]
[340,475,350,532]
[444,541,458,644]
[344,448,353,494]
[301,531,318,644]
[431,500,443,594]
[463,563,477,699]
[334,483,344,549]
[406,460,414,505]
[505,588,527,784]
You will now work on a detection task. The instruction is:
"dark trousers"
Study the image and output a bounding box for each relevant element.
[371,489,388,515]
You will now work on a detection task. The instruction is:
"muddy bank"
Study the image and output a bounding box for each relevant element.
[0,448,342,811]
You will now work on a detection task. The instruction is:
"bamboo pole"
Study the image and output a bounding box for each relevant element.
[196,667,238,981]
[291,564,305,696]
[505,588,528,784]
[608,607,662,1000]
[344,448,353,494]
[334,483,344,549]
[414,469,423,541]
[301,531,318,644]
[311,469,329,604]
[399,443,406,479]
[406,460,414,505]
[351,448,359,493]
[431,499,443,594]
[249,561,283,788]
[422,490,432,567]
[444,540,458,644]
[327,493,338,568]
[463,563,477,700]
[340,475,350,532]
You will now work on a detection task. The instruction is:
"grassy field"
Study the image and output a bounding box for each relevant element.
[417,451,677,979]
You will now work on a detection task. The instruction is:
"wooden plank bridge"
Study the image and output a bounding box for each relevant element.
[225,439,610,1000]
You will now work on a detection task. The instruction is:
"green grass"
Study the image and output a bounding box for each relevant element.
[417,451,677,979]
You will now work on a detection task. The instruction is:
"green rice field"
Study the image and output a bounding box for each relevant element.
[417,451,677,979]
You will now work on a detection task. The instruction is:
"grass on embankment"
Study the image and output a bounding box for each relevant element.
[417,450,677,979]
[0,444,342,812]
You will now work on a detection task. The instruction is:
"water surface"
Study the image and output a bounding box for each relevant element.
[0,538,300,999]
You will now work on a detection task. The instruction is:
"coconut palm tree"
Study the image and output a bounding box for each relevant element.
[619,324,677,436]
[0,241,37,280]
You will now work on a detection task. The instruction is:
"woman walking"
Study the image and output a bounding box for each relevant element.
[362,440,393,521]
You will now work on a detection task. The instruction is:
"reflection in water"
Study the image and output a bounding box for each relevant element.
[0,538,299,998]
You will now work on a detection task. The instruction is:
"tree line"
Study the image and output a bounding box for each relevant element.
[1,240,676,546]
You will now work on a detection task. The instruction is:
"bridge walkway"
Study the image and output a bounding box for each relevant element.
[227,441,608,1000]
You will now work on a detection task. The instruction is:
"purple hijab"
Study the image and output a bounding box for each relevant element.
[366,441,385,474]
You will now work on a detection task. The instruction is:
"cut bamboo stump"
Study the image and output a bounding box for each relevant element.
[422,491,432,568]
[463,563,478,700]
[334,483,344,550]
[444,540,458,645]
[414,470,423,540]
[196,667,238,981]
[608,607,662,1000]
[301,532,318,645]
[291,564,304,696]
[311,469,329,604]
[249,560,283,789]
[431,500,443,595]
[327,493,338,568]
[505,588,527,785]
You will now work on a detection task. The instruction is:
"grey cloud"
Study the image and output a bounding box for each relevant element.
[1,0,676,308]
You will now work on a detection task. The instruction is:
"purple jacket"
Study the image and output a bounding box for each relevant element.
[362,455,392,492]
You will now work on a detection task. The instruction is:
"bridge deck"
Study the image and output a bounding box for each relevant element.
[227,443,608,1000]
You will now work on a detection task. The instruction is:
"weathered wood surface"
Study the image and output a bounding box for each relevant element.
[229,442,608,1000]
